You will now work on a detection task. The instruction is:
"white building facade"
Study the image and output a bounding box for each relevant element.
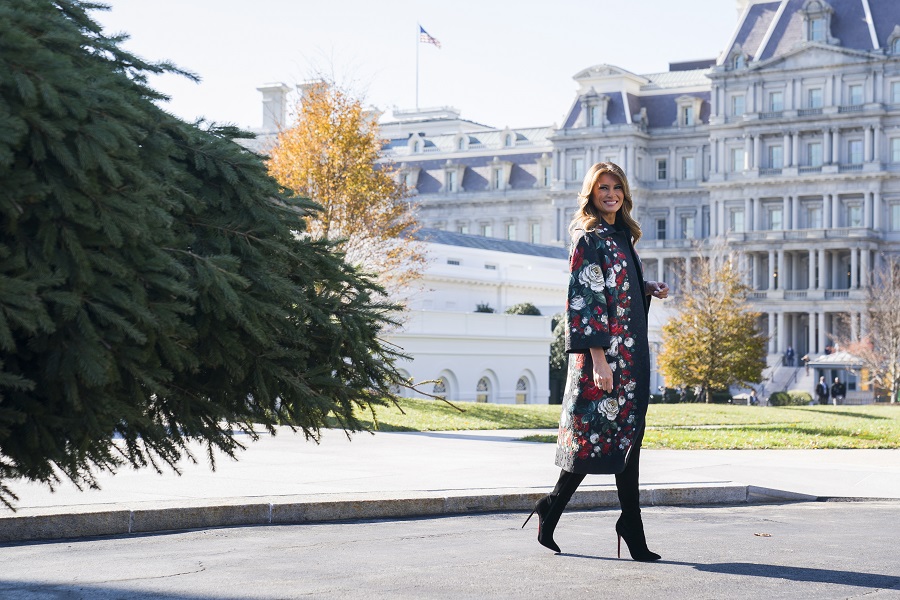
[374,0,900,398]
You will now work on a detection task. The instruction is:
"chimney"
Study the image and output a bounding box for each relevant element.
[256,83,291,132]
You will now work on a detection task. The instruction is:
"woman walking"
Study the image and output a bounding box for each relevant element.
[523,162,668,561]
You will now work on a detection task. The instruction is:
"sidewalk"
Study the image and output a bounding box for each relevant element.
[2,428,898,543]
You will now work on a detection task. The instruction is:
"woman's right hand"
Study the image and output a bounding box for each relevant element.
[589,347,614,393]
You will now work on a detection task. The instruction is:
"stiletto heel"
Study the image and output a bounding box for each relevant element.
[521,509,536,528]
[522,496,561,553]
[615,514,661,562]
[617,533,622,559]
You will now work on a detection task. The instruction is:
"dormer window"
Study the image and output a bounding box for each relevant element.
[504,134,513,147]
[801,0,837,45]
[809,17,825,42]
[489,157,513,191]
[579,92,610,128]
[888,26,900,54]
[725,43,747,70]
[413,140,421,153]
[674,95,703,127]
[457,137,466,151]
[409,133,425,154]
[443,160,466,193]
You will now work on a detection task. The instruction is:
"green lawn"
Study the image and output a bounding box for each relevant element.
[345,398,900,449]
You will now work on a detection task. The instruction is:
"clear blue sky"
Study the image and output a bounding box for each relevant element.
[94,1,742,130]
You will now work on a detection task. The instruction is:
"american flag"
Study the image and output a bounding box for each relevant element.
[419,25,441,48]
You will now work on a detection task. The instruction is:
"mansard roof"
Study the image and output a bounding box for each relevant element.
[724,0,898,65]
[414,228,568,260]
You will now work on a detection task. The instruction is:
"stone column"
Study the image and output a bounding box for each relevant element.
[791,195,800,230]
[768,250,776,290]
[783,133,791,167]
[768,312,776,354]
[808,249,816,290]
[685,256,693,289]
[744,135,752,169]
[808,312,817,355]
[864,191,872,229]
[745,197,752,231]
[818,248,827,290]
[777,312,786,353]
[832,128,840,165]
[851,247,859,289]
[832,251,842,289]
[792,252,801,289]
[783,196,791,229]
[777,250,786,289]
[874,126,882,163]
[823,128,832,164]
[754,197,762,230]
[873,191,882,230]
[861,247,870,288]
[865,126,873,163]
[751,253,759,289]
[753,135,761,169]
[832,194,841,228]
[818,312,826,354]
[657,258,665,283]
[791,132,800,167]
[851,312,859,341]
[824,194,832,228]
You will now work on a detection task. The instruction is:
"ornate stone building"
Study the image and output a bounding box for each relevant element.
[377,0,900,398]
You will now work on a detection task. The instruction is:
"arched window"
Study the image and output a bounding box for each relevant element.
[893,38,900,54]
[457,137,465,151]
[809,17,825,42]
[731,54,745,70]
[476,377,490,403]
[516,377,529,404]
[413,140,421,153]
[432,378,446,399]
[504,134,513,147]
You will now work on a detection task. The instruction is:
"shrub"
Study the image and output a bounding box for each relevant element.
[505,302,542,316]
[788,390,814,405]
[768,391,810,406]
[475,303,495,313]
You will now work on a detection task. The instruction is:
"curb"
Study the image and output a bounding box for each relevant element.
[0,483,815,544]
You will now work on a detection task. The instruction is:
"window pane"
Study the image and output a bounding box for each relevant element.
[530,223,541,244]
[892,82,900,104]
[730,210,744,232]
[571,158,584,180]
[810,18,825,42]
[768,146,783,168]
[892,204,900,231]
[892,139,900,163]
[731,148,745,171]
[769,92,783,111]
[808,143,822,167]
[543,166,552,186]
[656,219,666,240]
[732,95,745,116]
[770,208,782,230]
[808,207,822,229]
[849,140,863,164]
[681,215,695,239]
[849,85,863,105]
[683,106,694,126]
[657,159,667,180]
[682,156,695,179]
[808,88,822,108]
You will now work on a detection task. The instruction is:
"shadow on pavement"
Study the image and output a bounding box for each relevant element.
[0,582,241,600]
[562,554,900,589]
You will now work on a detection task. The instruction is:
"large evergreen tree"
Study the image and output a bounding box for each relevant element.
[0,0,403,508]
[657,251,767,402]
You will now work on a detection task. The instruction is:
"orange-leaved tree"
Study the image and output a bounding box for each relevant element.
[657,249,767,402]
[267,81,426,298]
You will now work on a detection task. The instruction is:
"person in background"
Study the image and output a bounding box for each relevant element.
[815,376,829,405]
[523,162,669,562]
[831,377,846,405]
[785,346,795,367]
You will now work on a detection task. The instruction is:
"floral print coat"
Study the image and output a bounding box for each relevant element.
[555,221,651,475]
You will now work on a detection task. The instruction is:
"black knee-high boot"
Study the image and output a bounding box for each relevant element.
[614,442,661,561]
[523,469,584,553]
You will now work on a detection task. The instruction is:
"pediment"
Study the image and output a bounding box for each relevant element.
[573,64,648,83]
[753,43,873,72]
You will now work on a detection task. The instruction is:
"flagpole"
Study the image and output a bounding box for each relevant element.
[415,23,420,110]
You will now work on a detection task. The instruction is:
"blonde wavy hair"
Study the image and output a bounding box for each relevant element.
[568,162,642,244]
